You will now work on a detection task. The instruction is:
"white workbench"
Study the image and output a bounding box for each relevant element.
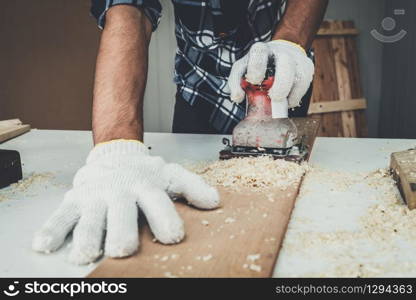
[0,130,414,277]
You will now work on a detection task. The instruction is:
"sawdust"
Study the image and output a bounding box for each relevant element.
[186,156,308,191]
[244,254,262,272]
[201,220,209,226]
[247,254,261,262]
[0,194,6,202]
[224,217,236,224]
[163,271,178,278]
[249,264,262,272]
[202,254,213,261]
[195,254,213,262]
[297,165,362,195]
[0,172,55,202]
[280,166,416,277]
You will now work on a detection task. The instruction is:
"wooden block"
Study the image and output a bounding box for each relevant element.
[89,184,303,278]
[390,149,416,209]
[0,119,30,143]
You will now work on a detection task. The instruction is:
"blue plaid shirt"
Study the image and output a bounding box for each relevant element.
[91,0,287,133]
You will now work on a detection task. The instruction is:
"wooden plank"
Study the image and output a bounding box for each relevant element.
[0,119,31,143]
[391,149,416,210]
[89,185,302,278]
[331,21,357,137]
[310,22,343,137]
[343,20,368,137]
[317,27,359,36]
[308,98,367,114]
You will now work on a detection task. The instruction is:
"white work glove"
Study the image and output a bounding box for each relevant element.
[228,40,314,111]
[32,140,220,265]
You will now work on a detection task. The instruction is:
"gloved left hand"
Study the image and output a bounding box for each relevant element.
[32,140,220,264]
[228,40,314,110]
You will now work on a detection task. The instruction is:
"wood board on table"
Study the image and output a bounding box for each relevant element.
[0,119,30,143]
[89,185,302,278]
[89,119,320,278]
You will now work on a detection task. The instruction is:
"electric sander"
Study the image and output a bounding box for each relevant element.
[220,61,308,162]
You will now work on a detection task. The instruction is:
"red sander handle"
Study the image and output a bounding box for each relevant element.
[240,76,275,119]
[240,76,274,93]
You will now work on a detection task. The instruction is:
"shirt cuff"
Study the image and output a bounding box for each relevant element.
[90,0,162,31]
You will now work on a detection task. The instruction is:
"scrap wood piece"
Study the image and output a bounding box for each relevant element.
[89,185,303,278]
[0,119,30,143]
[390,149,416,209]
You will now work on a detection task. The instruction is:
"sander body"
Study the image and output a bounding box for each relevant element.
[220,64,308,162]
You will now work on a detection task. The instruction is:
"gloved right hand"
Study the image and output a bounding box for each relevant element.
[228,40,314,111]
[32,140,220,265]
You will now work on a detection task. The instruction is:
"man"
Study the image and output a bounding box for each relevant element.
[32,0,328,264]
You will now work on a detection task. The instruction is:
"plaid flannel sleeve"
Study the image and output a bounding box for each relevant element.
[90,0,162,31]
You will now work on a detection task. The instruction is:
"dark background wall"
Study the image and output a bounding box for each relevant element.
[0,0,99,130]
[379,0,416,138]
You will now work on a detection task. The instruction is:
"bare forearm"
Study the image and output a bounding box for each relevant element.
[273,0,328,49]
[92,5,152,144]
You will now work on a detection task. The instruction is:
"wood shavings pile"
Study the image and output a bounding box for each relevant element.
[243,253,262,272]
[278,166,416,277]
[186,156,309,191]
[0,172,55,202]
[10,172,54,191]
[297,165,362,194]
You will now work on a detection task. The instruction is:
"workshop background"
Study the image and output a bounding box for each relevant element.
[0,0,413,138]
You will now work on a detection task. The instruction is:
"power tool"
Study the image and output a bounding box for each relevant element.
[220,61,309,162]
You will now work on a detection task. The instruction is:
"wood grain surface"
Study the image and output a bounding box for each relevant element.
[89,184,302,278]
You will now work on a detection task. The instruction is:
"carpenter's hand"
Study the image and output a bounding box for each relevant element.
[228,40,314,109]
[32,140,220,264]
